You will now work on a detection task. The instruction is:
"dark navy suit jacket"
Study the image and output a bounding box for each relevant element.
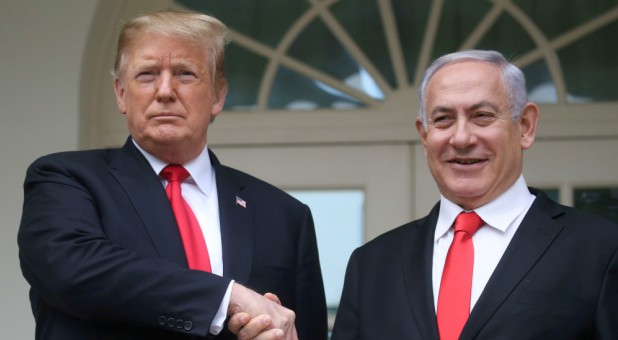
[332,188,618,339]
[18,138,327,339]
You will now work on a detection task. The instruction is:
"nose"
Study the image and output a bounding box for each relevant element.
[449,119,477,148]
[155,71,176,103]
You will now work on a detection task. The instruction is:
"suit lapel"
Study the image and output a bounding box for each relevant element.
[403,203,441,340]
[109,138,188,267]
[461,189,565,339]
[210,150,254,283]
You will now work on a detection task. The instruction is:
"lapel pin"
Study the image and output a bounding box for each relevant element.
[235,196,247,208]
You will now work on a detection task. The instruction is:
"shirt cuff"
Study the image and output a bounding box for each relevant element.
[209,280,234,335]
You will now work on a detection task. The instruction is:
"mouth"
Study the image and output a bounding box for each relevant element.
[150,112,182,119]
[447,158,487,167]
[450,159,484,164]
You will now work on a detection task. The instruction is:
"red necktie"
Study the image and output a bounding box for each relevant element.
[160,165,211,272]
[437,211,484,340]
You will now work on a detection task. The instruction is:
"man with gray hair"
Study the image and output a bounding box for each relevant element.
[332,49,618,339]
[18,10,327,339]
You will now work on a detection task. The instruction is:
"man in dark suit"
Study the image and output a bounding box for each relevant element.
[18,10,327,340]
[331,50,618,339]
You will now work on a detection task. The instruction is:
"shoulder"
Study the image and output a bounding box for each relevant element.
[30,148,119,167]
[25,148,122,183]
[349,202,439,265]
[363,202,438,248]
[355,214,432,257]
[556,205,618,247]
[530,187,618,247]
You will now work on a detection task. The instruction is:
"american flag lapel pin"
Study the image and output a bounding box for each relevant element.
[235,196,247,208]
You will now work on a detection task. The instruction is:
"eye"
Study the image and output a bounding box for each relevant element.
[177,70,198,82]
[472,111,498,125]
[430,114,455,128]
[135,71,157,83]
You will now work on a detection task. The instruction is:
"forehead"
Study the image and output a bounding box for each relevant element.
[124,32,209,67]
[426,60,507,106]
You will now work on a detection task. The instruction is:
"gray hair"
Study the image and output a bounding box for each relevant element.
[417,49,527,128]
[112,10,231,92]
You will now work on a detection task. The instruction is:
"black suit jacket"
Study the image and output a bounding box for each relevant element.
[18,138,327,339]
[332,188,618,339]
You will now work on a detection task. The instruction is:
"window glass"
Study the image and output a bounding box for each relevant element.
[176,0,618,108]
[288,18,384,102]
[287,190,364,311]
[331,0,396,88]
[176,0,309,47]
[515,0,617,39]
[224,44,269,110]
[558,21,618,102]
[524,60,558,104]
[516,0,618,101]
[270,66,364,109]
[574,187,618,224]
[393,0,432,83]
[432,0,492,59]
[539,188,560,203]
[477,13,536,58]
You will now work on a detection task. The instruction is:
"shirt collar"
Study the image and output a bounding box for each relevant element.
[435,175,534,241]
[132,139,214,196]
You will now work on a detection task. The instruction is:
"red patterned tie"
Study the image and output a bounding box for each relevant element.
[160,165,211,272]
[437,211,484,340]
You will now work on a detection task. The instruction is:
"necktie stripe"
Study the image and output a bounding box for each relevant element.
[160,165,211,272]
[437,211,484,340]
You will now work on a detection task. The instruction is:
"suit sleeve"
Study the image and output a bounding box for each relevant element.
[17,157,231,336]
[331,247,361,340]
[294,206,329,340]
[596,246,618,339]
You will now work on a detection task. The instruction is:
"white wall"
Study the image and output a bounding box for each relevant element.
[0,1,98,338]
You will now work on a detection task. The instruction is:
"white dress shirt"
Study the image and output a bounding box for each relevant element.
[432,175,536,313]
[134,140,231,335]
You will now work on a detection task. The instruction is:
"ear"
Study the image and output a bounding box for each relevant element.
[210,83,228,120]
[415,117,428,157]
[518,102,539,150]
[113,77,127,115]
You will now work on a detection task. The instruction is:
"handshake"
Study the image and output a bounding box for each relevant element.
[227,283,298,340]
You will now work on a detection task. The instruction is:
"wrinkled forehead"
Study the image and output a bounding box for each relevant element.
[431,60,502,82]
[117,31,210,75]
[425,61,509,110]
[428,61,503,92]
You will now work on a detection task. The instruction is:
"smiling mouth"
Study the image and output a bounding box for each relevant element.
[449,159,484,165]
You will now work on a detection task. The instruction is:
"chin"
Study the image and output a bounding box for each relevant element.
[446,183,488,200]
[148,129,187,144]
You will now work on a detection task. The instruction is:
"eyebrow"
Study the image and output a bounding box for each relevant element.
[129,61,159,73]
[131,59,200,71]
[468,100,500,113]
[429,106,455,116]
[429,100,500,116]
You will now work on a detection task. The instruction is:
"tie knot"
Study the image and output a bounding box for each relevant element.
[160,165,190,183]
[454,211,484,235]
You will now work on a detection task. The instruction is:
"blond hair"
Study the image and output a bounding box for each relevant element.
[112,10,231,92]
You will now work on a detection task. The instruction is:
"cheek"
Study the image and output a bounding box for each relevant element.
[424,136,446,158]
[126,84,156,102]
[124,113,141,130]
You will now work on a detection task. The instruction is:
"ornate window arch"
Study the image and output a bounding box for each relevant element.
[81,0,618,148]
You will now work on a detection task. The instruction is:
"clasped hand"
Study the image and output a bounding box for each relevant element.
[227,284,298,340]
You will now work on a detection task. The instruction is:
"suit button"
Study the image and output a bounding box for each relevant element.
[158,316,167,325]
[166,317,176,327]
[175,319,184,329]
[184,321,193,331]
